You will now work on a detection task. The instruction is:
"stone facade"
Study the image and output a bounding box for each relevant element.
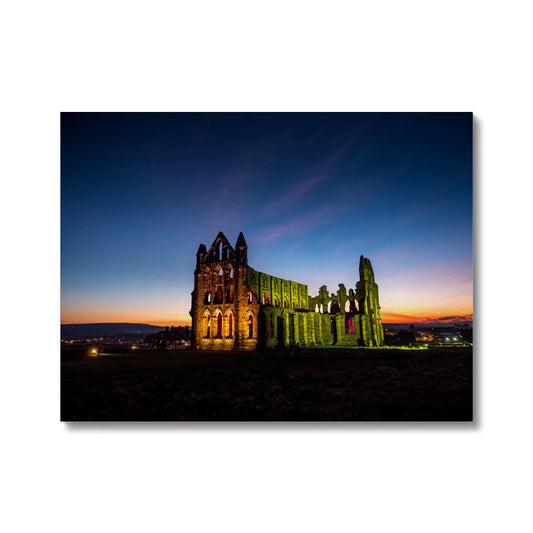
[190,232,384,350]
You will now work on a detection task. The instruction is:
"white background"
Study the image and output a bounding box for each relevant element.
[1,1,532,532]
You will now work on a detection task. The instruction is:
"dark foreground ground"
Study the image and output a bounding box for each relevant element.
[61,346,473,421]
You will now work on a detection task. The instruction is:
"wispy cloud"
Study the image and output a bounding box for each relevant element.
[262,133,364,213]
[426,314,473,323]
[255,204,346,243]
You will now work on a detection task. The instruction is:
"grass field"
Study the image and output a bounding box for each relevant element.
[61,346,473,421]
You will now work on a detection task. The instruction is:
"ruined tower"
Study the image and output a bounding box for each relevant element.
[190,232,384,350]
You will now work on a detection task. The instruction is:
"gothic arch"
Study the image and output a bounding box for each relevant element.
[224,308,234,339]
[245,310,255,339]
[212,307,223,338]
[202,308,212,338]
[345,299,357,313]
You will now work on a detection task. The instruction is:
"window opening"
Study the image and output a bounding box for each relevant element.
[248,315,254,339]
[215,268,223,304]
[216,312,222,338]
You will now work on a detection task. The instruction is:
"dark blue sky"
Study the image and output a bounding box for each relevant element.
[61,112,472,324]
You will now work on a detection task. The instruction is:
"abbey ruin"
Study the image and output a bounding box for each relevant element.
[190,232,384,350]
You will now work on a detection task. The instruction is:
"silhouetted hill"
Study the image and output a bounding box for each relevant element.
[61,323,165,339]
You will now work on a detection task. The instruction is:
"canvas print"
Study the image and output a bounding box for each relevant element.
[61,112,473,421]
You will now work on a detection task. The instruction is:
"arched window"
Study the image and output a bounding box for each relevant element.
[263,293,270,305]
[315,304,319,313]
[229,268,233,279]
[228,312,233,339]
[203,312,211,338]
[248,315,254,339]
[248,292,253,303]
[226,288,234,303]
[218,242,222,260]
[320,303,324,313]
[215,268,224,304]
[216,312,222,338]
